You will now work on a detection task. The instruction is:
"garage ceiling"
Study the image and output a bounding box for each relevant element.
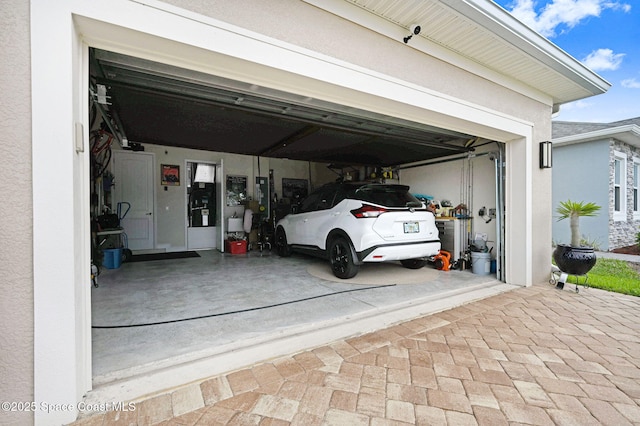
[91,49,474,167]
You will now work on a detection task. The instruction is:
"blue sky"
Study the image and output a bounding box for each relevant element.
[493,0,640,123]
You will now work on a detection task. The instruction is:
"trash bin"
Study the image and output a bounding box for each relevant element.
[103,248,123,269]
[471,251,491,275]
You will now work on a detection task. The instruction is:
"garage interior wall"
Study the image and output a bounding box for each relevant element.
[114,143,336,251]
[400,145,501,253]
[22,0,556,424]
[112,141,497,254]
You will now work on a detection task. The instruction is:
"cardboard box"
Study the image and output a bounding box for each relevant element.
[225,239,247,255]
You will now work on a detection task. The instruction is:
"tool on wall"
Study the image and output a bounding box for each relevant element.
[478,206,496,224]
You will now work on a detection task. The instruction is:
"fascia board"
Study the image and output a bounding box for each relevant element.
[553,124,640,147]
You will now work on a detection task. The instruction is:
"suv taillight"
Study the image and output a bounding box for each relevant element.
[350,204,388,218]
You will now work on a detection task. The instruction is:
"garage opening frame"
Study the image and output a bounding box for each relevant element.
[31,1,535,423]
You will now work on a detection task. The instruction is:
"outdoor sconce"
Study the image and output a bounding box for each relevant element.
[539,141,552,168]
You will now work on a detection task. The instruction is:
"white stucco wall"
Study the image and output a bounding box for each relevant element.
[0,2,35,426]
[6,1,558,424]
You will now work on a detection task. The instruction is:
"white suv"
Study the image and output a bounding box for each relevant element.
[274,182,440,278]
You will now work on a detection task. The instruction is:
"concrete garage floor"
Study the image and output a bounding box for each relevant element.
[90,250,513,402]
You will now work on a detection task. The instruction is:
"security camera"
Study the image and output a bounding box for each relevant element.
[403,24,422,43]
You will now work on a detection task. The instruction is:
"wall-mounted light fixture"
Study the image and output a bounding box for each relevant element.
[539,141,552,168]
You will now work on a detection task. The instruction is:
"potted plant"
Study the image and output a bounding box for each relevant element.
[553,200,601,276]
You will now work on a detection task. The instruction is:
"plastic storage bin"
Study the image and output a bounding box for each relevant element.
[103,248,123,269]
[225,240,247,255]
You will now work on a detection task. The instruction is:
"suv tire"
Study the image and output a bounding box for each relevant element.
[329,236,359,279]
[275,226,292,257]
[400,258,427,269]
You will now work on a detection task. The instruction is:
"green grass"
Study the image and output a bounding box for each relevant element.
[564,258,640,296]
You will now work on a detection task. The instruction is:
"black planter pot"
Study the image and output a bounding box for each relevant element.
[553,244,597,276]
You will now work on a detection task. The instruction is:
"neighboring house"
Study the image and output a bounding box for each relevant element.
[1,1,609,424]
[552,118,640,250]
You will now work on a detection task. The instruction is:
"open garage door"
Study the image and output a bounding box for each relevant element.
[91,49,476,167]
[88,47,507,389]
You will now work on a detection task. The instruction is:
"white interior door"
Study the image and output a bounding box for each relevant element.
[113,151,155,250]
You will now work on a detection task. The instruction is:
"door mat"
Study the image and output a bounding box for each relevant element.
[128,251,200,262]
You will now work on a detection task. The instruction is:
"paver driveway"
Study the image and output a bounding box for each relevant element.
[74,283,640,425]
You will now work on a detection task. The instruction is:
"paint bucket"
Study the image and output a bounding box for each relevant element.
[471,251,491,275]
[103,248,123,269]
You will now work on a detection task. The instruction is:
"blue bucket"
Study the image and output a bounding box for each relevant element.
[103,248,123,269]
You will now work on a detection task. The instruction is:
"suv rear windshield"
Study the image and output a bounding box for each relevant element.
[350,184,423,208]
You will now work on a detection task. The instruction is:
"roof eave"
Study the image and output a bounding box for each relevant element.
[553,125,640,147]
[450,0,611,103]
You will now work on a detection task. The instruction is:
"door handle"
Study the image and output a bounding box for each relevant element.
[332,212,341,216]
[303,219,308,222]
[146,212,152,215]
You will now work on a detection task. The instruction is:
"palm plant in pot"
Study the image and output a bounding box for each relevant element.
[553,200,601,276]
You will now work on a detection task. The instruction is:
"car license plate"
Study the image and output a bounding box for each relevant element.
[403,221,419,233]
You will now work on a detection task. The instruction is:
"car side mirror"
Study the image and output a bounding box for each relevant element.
[290,205,299,214]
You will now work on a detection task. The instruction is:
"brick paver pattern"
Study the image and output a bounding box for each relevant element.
[74,283,640,425]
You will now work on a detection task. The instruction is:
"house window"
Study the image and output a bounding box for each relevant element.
[634,158,639,219]
[613,151,626,222]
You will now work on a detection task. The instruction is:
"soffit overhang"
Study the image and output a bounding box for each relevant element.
[305,0,610,106]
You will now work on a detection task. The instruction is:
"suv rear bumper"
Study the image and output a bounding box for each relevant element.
[359,240,441,263]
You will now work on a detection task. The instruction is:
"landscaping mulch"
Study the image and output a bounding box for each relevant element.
[611,244,640,255]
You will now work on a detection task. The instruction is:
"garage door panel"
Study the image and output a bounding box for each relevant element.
[111,87,304,154]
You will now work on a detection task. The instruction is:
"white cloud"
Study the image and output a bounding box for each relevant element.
[621,78,640,88]
[581,48,625,71]
[561,99,594,110]
[506,0,631,38]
